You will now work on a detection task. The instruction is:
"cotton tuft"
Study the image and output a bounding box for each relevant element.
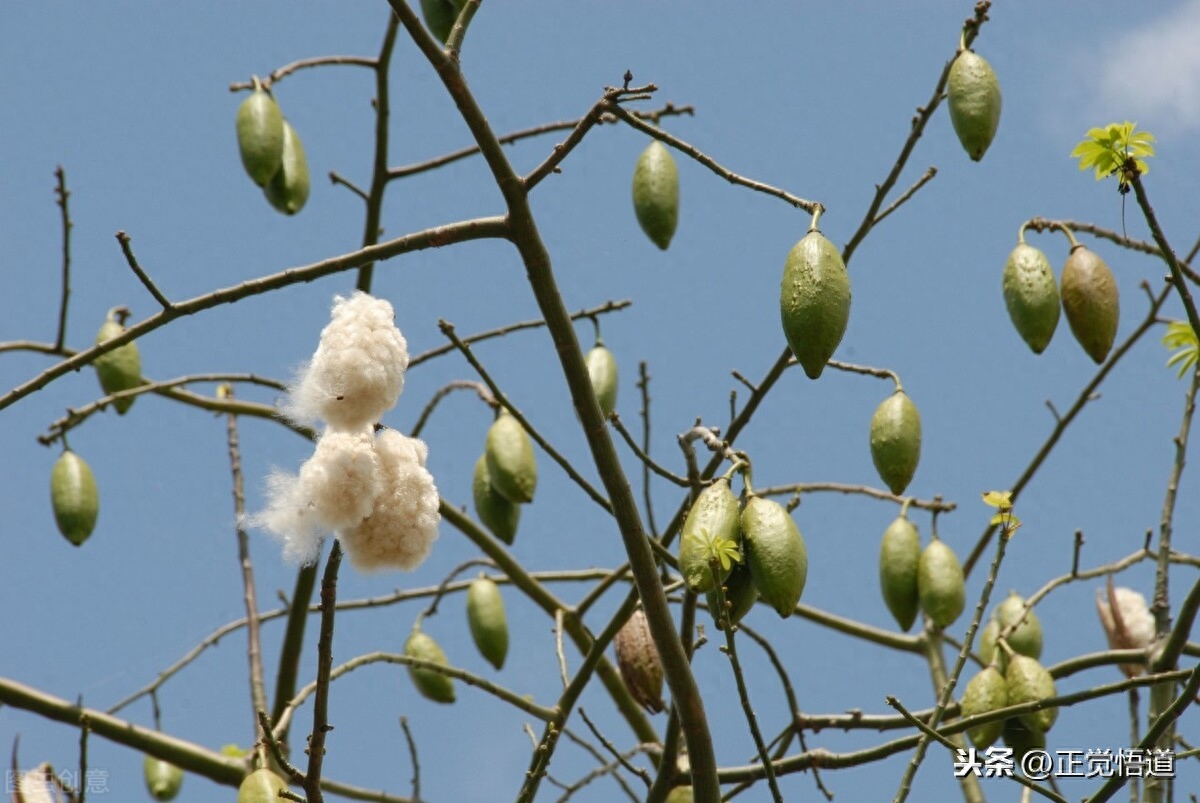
[1096,583,1156,676]
[284,292,409,430]
[339,428,440,572]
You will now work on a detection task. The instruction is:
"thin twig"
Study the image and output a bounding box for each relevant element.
[228,56,378,91]
[257,709,305,784]
[577,708,652,787]
[398,717,420,802]
[329,171,369,203]
[610,412,690,487]
[116,231,172,309]
[637,361,659,538]
[1026,216,1200,286]
[825,359,901,385]
[871,166,938,228]
[756,481,956,514]
[408,379,492,438]
[439,319,612,512]
[53,166,72,352]
[1130,169,1200,340]
[302,542,343,803]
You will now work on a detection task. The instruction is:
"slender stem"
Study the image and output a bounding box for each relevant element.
[871,167,938,228]
[223,389,269,766]
[355,14,400,292]
[116,231,172,309]
[229,56,377,91]
[1129,169,1200,341]
[408,379,491,438]
[52,166,72,352]
[755,481,955,513]
[302,542,343,803]
[638,361,659,538]
[610,411,691,487]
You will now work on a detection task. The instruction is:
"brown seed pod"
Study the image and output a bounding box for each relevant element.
[1061,244,1119,363]
[614,608,665,714]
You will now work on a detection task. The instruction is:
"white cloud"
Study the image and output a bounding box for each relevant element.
[1094,0,1200,132]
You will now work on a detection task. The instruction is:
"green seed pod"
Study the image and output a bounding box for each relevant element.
[870,390,922,496]
[947,49,1002,161]
[631,140,679,250]
[978,618,1008,673]
[879,515,921,631]
[51,449,99,547]
[405,626,456,704]
[420,0,466,44]
[960,666,1008,749]
[1004,654,1057,733]
[236,84,285,187]
[665,786,694,803]
[586,341,619,417]
[264,120,310,216]
[706,559,758,631]
[917,538,965,628]
[614,609,665,713]
[485,409,537,504]
[473,454,520,544]
[780,228,851,379]
[143,756,184,802]
[1003,243,1060,354]
[679,478,741,593]
[466,576,509,671]
[236,769,287,803]
[741,496,807,617]
[95,307,142,414]
[1002,716,1046,764]
[1061,244,1119,364]
[995,591,1043,660]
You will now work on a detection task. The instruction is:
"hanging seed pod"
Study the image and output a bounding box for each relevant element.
[780,225,851,379]
[678,478,741,593]
[917,538,965,628]
[631,140,679,250]
[1004,654,1057,733]
[614,608,665,713]
[473,454,520,545]
[143,756,184,802]
[95,306,142,414]
[1002,717,1046,765]
[879,515,921,631]
[236,82,285,187]
[1061,244,1119,363]
[586,340,619,417]
[869,390,922,496]
[466,576,509,671]
[960,666,1008,749]
[994,591,1043,660]
[485,409,537,504]
[264,120,310,216]
[947,49,1002,161]
[1003,243,1060,354]
[405,625,456,704]
[236,769,287,803]
[50,449,99,546]
[741,496,807,617]
[706,559,758,631]
[420,0,465,44]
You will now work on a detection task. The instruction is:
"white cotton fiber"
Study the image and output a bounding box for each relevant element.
[284,292,409,430]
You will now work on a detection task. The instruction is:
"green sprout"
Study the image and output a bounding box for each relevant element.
[1163,320,1200,379]
[982,490,1021,536]
[1070,121,1155,193]
[707,533,742,572]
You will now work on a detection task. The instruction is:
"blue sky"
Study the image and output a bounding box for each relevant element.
[5,2,1200,801]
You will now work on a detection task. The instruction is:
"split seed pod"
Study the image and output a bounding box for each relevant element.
[994,591,1043,660]
[236,769,287,803]
[879,515,921,631]
[615,608,665,713]
[780,227,851,379]
[264,120,310,216]
[143,756,184,802]
[869,390,922,496]
[665,787,694,803]
[473,454,520,544]
[1061,244,1119,363]
[960,666,1008,749]
[1096,578,1155,677]
[420,0,466,44]
[586,341,619,417]
[466,576,509,671]
[236,83,285,187]
[1003,243,1060,354]
[405,625,456,704]
[947,49,1002,161]
[631,140,680,250]
[95,307,142,414]
[485,409,537,504]
[741,496,807,617]
[706,559,758,631]
[917,538,965,628]
[1004,654,1057,733]
[51,449,99,546]
[678,477,741,593]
